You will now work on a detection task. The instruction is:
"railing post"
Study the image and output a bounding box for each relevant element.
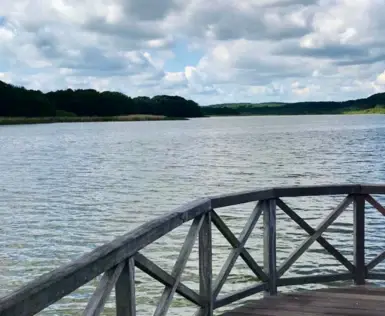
[263,199,277,296]
[353,194,366,285]
[199,212,213,316]
[115,257,136,316]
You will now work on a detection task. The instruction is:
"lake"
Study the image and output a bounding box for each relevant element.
[1,115,385,315]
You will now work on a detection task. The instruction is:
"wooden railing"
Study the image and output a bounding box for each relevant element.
[1,184,385,316]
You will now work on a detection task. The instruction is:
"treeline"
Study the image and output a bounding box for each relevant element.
[0,80,202,118]
[3,78,385,119]
[201,106,240,116]
[204,93,385,115]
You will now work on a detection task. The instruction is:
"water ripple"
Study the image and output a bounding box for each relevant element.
[1,115,385,315]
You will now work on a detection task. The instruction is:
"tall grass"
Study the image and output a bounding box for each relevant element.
[0,115,186,125]
[343,105,385,115]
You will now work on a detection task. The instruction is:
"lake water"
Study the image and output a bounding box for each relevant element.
[1,115,385,315]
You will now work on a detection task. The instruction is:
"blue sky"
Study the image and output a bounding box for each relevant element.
[164,40,203,73]
[1,1,385,105]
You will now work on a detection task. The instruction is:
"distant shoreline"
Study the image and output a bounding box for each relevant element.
[202,97,385,116]
[203,110,385,117]
[1,111,384,126]
[202,110,385,117]
[0,115,187,126]
[342,108,385,115]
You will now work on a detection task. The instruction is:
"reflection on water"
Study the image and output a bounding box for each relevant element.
[1,115,385,315]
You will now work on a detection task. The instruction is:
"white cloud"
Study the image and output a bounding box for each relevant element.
[0,0,385,104]
[291,81,311,96]
[375,71,385,85]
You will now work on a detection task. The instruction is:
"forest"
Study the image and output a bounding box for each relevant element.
[2,79,385,121]
[0,80,202,118]
[203,94,385,115]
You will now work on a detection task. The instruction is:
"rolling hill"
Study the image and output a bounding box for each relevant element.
[202,93,385,116]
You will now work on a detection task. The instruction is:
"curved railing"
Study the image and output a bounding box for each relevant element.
[1,184,385,316]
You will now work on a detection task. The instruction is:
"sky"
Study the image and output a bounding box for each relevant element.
[1,0,385,105]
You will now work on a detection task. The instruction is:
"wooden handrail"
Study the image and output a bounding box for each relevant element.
[210,184,385,208]
[0,198,211,316]
[1,185,385,316]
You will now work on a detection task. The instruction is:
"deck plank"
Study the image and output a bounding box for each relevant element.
[220,286,385,316]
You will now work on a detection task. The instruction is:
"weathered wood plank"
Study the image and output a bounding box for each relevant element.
[115,258,136,316]
[367,272,385,280]
[223,309,325,316]
[367,250,385,271]
[210,185,368,209]
[214,283,266,309]
[277,272,353,286]
[273,184,362,198]
[219,286,385,316]
[224,297,385,316]
[276,198,354,273]
[288,290,385,302]
[83,262,125,316]
[278,195,353,277]
[134,253,201,306]
[211,185,385,210]
[197,212,213,316]
[353,194,366,285]
[210,189,275,209]
[365,194,385,216]
[211,211,268,282]
[213,202,263,298]
[153,215,204,316]
[224,310,325,316]
[0,198,211,316]
[316,285,385,295]
[361,185,385,195]
[263,199,277,296]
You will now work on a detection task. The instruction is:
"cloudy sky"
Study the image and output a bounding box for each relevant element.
[1,0,385,105]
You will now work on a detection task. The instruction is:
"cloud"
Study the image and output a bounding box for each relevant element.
[0,0,385,105]
[165,0,316,42]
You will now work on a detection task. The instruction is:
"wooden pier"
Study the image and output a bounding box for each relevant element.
[221,286,385,315]
[1,184,385,315]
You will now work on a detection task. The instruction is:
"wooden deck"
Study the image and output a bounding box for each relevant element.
[220,286,385,316]
[2,184,385,315]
